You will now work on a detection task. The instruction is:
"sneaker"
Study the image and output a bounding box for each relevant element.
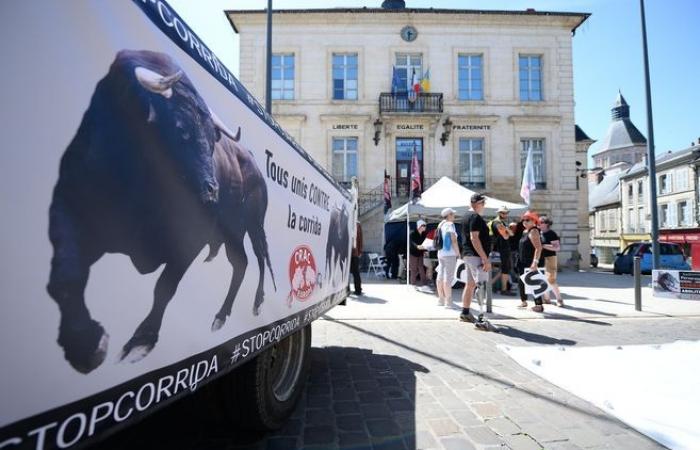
[444,302,453,309]
[437,299,445,306]
[459,312,476,323]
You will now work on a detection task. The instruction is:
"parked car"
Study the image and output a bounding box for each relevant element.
[590,253,599,268]
[613,242,690,275]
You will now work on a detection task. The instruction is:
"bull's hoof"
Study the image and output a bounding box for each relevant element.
[252,303,261,316]
[59,320,109,374]
[211,315,227,332]
[119,332,158,364]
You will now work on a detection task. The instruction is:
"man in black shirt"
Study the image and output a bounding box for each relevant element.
[491,206,515,295]
[539,215,563,306]
[459,193,491,322]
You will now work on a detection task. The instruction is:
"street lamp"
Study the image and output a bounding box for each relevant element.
[373,118,383,146]
[639,0,660,269]
[265,0,273,114]
[440,117,453,146]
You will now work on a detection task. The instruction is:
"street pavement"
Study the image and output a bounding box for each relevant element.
[104,271,700,450]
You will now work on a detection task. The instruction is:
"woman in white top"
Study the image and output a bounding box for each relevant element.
[436,208,459,308]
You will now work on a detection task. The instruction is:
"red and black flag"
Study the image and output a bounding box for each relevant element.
[383,170,392,213]
[410,147,422,202]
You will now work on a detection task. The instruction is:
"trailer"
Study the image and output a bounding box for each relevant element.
[0,2,353,448]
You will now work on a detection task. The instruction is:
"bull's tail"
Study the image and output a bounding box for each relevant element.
[262,231,277,291]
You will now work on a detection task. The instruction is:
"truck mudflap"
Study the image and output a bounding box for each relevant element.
[0,1,353,448]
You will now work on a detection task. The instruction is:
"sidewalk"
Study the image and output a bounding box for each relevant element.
[326,271,700,322]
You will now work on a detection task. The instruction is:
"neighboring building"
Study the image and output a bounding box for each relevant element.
[576,125,595,267]
[620,145,700,268]
[589,162,629,264]
[592,92,647,169]
[227,1,590,259]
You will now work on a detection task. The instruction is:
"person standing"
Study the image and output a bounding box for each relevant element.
[435,208,459,308]
[460,193,491,322]
[350,221,363,295]
[490,206,515,295]
[539,215,563,306]
[384,237,400,279]
[517,211,545,312]
[409,220,427,286]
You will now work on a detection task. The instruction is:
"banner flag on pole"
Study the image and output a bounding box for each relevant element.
[520,144,537,205]
[391,65,401,96]
[420,68,430,92]
[383,170,392,213]
[411,146,422,203]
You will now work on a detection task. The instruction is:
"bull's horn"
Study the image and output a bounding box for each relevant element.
[135,67,183,98]
[210,109,241,142]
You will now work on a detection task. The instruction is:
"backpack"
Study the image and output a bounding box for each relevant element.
[433,223,444,250]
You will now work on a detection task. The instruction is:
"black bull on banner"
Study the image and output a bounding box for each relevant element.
[47,50,276,374]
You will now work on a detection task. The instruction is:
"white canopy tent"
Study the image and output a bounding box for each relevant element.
[387,176,528,222]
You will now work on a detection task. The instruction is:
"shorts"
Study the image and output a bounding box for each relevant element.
[497,248,512,274]
[464,256,489,283]
[436,256,457,282]
[544,255,558,284]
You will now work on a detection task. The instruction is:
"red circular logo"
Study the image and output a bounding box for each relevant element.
[288,245,317,301]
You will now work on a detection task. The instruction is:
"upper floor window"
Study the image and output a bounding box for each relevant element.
[659,174,671,195]
[627,184,633,201]
[519,55,542,102]
[458,54,483,101]
[271,53,294,100]
[458,138,485,189]
[520,139,546,189]
[660,204,670,227]
[395,53,422,92]
[332,137,357,187]
[638,181,644,201]
[332,53,358,100]
[676,169,689,192]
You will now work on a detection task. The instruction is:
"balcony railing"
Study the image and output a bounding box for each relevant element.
[358,178,442,216]
[379,92,443,114]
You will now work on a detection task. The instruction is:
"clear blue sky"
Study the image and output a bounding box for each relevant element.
[169,0,700,161]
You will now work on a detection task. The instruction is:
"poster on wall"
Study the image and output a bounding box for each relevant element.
[652,270,700,300]
[0,1,353,448]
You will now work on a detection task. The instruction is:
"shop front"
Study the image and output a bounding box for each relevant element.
[659,229,700,270]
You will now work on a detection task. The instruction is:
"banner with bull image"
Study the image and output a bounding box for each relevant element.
[0,1,353,448]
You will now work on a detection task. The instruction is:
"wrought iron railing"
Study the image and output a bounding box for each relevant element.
[379,92,443,114]
[358,177,441,216]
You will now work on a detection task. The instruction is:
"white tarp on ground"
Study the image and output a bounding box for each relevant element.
[499,341,700,450]
[387,176,527,222]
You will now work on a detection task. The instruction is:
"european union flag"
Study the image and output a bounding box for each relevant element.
[391,65,401,96]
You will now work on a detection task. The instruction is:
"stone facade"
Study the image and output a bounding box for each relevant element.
[227,6,589,263]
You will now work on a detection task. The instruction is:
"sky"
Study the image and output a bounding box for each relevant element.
[168,0,700,162]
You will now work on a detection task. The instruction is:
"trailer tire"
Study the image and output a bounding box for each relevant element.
[203,324,311,431]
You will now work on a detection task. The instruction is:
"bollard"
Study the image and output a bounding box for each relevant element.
[486,273,493,313]
[633,256,642,311]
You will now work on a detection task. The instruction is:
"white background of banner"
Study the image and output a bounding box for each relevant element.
[0,2,350,427]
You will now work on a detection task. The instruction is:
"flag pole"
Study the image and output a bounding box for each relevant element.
[407,169,411,288]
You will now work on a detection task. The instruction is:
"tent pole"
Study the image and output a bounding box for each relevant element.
[406,193,410,288]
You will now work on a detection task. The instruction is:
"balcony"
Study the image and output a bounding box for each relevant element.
[379,92,443,114]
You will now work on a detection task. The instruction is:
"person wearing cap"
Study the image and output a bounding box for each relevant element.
[409,219,428,286]
[518,211,545,312]
[491,206,515,296]
[459,193,492,322]
[435,207,459,308]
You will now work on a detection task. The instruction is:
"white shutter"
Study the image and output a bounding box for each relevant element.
[669,203,677,228]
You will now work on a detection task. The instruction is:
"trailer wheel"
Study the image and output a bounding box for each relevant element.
[207,324,311,431]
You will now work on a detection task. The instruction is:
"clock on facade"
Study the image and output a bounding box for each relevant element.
[400,25,418,42]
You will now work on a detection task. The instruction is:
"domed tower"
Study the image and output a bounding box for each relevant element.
[592,91,647,169]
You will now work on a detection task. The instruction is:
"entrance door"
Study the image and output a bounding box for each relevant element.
[396,138,423,198]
